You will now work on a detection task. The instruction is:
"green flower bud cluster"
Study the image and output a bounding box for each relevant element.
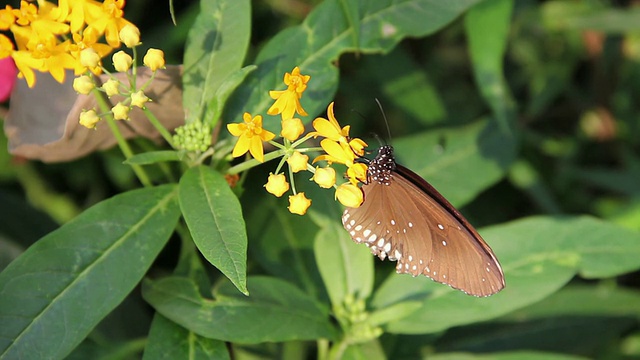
[334,294,383,344]
[173,122,212,152]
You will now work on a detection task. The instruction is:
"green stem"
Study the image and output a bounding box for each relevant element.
[226,148,287,174]
[92,88,152,187]
[142,107,175,147]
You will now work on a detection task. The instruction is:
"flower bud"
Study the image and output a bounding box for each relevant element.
[112,51,132,72]
[112,102,130,120]
[102,78,120,97]
[288,192,311,215]
[73,75,94,94]
[143,48,165,71]
[312,166,336,189]
[265,173,289,197]
[281,118,304,141]
[130,90,149,108]
[336,183,364,208]
[287,151,308,173]
[119,24,141,48]
[79,109,100,129]
[80,48,100,68]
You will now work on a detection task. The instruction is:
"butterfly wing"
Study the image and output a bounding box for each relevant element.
[342,166,505,297]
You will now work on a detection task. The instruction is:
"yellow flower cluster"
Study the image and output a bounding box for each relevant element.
[0,0,136,87]
[226,66,369,216]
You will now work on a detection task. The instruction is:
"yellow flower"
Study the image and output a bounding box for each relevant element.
[312,167,336,189]
[312,102,349,141]
[102,78,120,96]
[227,113,276,163]
[112,50,132,72]
[112,102,129,120]
[288,192,311,215]
[265,173,289,197]
[119,24,140,48]
[313,139,355,167]
[27,37,77,84]
[143,48,164,71]
[281,117,304,141]
[69,29,112,75]
[0,5,16,30]
[80,48,100,68]
[267,66,310,120]
[287,151,308,173]
[130,90,149,108]
[0,34,14,58]
[85,0,133,48]
[79,109,100,129]
[73,75,94,94]
[335,183,364,208]
[347,163,368,185]
[312,102,368,156]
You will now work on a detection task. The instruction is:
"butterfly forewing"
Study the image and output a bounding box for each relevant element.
[342,145,505,297]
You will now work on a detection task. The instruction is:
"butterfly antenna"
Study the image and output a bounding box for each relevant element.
[374,98,392,142]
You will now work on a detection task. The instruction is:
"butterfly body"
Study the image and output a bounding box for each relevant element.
[342,145,505,297]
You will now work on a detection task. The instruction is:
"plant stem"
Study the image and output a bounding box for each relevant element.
[226,148,287,174]
[92,88,152,187]
[143,107,175,147]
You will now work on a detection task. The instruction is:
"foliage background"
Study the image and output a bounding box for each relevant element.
[1,0,640,359]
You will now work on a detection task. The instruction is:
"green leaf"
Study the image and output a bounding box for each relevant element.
[0,185,180,359]
[372,216,640,334]
[225,0,484,133]
[207,65,257,125]
[143,314,229,360]
[124,150,182,165]
[142,276,336,343]
[313,211,374,305]
[393,119,517,208]
[178,166,248,295]
[465,0,516,133]
[430,351,588,360]
[183,0,251,124]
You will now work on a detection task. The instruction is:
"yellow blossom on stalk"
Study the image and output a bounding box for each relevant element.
[268,66,310,120]
[281,117,304,141]
[130,90,149,108]
[143,48,164,71]
[119,24,140,48]
[313,102,368,156]
[347,163,368,185]
[336,183,364,208]
[288,192,311,215]
[112,50,131,72]
[25,37,77,84]
[287,151,308,173]
[73,75,94,94]
[112,102,129,120]
[0,34,14,58]
[79,109,100,129]
[314,139,356,167]
[312,167,336,189]
[85,0,134,48]
[265,173,289,197]
[227,113,276,163]
[102,78,120,96]
[69,29,112,75]
[0,5,16,30]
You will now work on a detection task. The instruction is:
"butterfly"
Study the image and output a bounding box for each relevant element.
[342,145,505,296]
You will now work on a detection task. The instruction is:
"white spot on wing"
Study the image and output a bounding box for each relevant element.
[363,229,371,237]
[442,240,447,246]
[355,225,362,231]
[438,224,444,230]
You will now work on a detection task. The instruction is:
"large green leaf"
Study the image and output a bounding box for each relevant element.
[178,166,248,295]
[183,0,251,124]
[313,211,374,306]
[465,0,516,133]
[142,276,336,343]
[143,314,229,360]
[371,216,640,334]
[225,0,485,133]
[0,185,180,359]
[393,119,516,208]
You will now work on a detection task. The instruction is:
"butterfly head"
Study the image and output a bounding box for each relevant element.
[368,145,396,185]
